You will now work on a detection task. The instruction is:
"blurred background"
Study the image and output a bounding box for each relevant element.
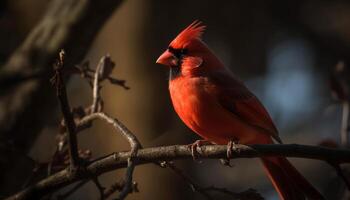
[1,0,350,199]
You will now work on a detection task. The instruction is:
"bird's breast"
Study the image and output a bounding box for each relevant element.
[169,77,211,129]
[169,76,258,144]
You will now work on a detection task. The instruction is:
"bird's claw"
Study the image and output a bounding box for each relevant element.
[188,140,210,161]
[223,139,239,167]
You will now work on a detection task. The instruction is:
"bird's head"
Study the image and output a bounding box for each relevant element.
[156,21,223,79]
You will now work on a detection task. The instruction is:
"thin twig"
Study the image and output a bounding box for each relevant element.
[52,55,128,168]
[56,180,89,200]
[0,1,125,194]
[51,50,80,169]
[116,158,137,200]
[91,57,105,113]
[92,176,106,200]
[78,112,141,200]
[103,180,138,199]
[159,161,214,200]
[329,162,350,190]
[51,55,133,199]
[103,182,123,199]
[79,113,141,150]
[159,161,263,200]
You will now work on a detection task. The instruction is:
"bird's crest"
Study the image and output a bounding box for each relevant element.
[170,20,206,48]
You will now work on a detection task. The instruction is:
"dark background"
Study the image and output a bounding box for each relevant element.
[1,0,350,199]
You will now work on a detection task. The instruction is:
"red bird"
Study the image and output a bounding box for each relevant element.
[156,21,324,200]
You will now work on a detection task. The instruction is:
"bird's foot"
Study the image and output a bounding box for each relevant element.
[188,140,211,161]
[222,139,240,167]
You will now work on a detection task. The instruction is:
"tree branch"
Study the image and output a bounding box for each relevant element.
[158,161,263,200]
[5,143,350,200]
[103,180,138,199]
[52,50,80,169]
[0,0,123,194]
[78,112,141,200]
[56,180,89,200]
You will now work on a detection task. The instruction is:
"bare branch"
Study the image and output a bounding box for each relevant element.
[5,143,350,200]
[47,54,133,199]
[56,180,89,200]
[79,112,141,154]
[0,0,126,194]
[103,180,139,199]
[91,61,102,113]
[159,161,263,200]
[92,177,106,200]
[91,56,112,113]
[78,112,141,200]
[72,56,129,93]
[51,50,80,169]
[329,162,350,190]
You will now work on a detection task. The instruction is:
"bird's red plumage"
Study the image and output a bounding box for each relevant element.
[170,20,206,49]
[157,21,324,200]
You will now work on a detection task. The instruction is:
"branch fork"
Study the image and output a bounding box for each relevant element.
[52,52,139,200]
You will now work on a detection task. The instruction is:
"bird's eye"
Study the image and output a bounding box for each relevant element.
[168,46,175,52]
[168,46,188,58]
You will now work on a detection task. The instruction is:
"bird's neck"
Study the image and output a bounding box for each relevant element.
[169,66,181,80]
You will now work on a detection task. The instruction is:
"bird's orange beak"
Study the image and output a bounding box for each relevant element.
[156,50,178,67]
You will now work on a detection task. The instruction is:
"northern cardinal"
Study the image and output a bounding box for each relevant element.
[156,21,325,200]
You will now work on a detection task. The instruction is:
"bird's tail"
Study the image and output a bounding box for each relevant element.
[261,156,324,200]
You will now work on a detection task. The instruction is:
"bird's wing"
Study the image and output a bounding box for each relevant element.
[208,69,281,143]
